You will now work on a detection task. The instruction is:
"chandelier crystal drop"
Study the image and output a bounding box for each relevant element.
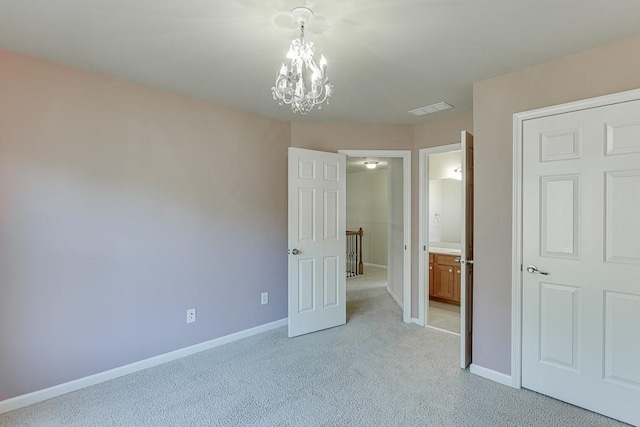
[271,7,333,114]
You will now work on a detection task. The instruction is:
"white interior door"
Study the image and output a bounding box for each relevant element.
[460,131,474,369]
[521,100,640,425]
[288,147,346,338]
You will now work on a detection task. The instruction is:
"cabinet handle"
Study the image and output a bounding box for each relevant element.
[457,270,460,274]
[449,268,452,272]
[429,266,432,270]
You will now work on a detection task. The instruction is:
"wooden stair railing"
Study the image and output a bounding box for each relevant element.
[346,227,364,277]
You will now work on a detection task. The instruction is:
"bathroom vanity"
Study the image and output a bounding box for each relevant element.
[428,247,462,305]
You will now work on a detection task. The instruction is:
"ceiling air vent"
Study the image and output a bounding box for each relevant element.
[408,102,453,117]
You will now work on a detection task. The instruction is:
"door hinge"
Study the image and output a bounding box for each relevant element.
[405,245,407,250]
[423,245,426,251]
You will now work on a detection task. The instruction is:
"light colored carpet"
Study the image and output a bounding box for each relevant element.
[428,300,461,334]
[0,268,626,426]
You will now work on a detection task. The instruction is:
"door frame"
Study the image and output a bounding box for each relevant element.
[339,149,412,323]
[511,87,640,389]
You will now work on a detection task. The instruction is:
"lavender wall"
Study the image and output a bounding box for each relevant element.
[0,49,290,400]
[473,35,640,374]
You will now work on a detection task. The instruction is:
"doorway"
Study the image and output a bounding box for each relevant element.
[339,150,411,323]
[419,131,474,369]
[425,149,463,334]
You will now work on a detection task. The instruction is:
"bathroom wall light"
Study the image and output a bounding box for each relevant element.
[452,167,462,180]
[365,161,379,170]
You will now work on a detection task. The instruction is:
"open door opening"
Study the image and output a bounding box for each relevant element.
[419,131,474,369]
[343,157,405,322]
[339,150,411,324]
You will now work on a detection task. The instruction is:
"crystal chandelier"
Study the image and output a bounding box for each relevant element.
[271,7,333,114]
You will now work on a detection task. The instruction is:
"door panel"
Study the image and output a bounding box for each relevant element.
[605,171,640,263]
[539,282,580,371]
[288,148,346,338]
[540,175,580,258]
[521,100,640,426]
[604,291,640,389]
[323,256,339,308]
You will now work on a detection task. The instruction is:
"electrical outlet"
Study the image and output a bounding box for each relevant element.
[186,308,196,324]
[261,292,269,305]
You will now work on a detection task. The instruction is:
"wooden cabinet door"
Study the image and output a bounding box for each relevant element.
[453,266,461,302]
[428,262,434,297]
[434,264,455,300]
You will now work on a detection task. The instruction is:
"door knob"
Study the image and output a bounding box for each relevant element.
[291,248,301,255]
[526,265,549,275]
[454,257,461,263]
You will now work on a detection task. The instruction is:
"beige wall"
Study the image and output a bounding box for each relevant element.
[415,111,474,150]
[473,35,640,375]
[291,122,414,152]
[0,49,290,400]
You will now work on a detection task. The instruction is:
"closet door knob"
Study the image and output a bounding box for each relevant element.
[526,265,549,275]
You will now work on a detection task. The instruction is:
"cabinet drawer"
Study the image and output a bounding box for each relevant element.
[434,254,458,266]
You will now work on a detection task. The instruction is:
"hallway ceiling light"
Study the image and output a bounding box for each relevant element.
[271,6,333,115]
[365,161,379,169]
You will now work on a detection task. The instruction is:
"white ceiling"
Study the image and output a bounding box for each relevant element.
[1,0,640,123]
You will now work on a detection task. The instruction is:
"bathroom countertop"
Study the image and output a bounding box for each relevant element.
[429,247,462,256]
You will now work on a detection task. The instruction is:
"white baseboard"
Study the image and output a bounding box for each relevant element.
[410,318,424,326]
[0,318,288,414]
[386,286,403,309]
[470,363,514,387]
[364,263,387,270]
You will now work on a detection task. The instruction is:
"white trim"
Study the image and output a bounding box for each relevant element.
[470,364,514,387]
[418,144,463,347]
[410,317,422,326]
[363,262,387,270]
[511,87,640,390]
[386,286,403,309]
[339,150,411,324]
[425,324,461,337]
[0,318,288,414]
[511,111,524,389]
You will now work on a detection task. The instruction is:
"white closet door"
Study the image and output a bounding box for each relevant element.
[522,100,640,426]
